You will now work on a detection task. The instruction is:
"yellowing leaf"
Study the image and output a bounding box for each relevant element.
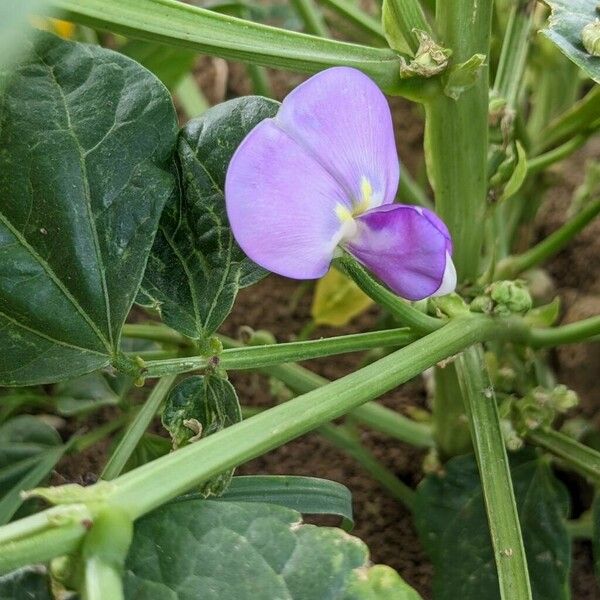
[311,268,373,327]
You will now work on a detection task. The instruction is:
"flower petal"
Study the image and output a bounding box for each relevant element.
[275,67,399,211]
[225,119,349,279]
[346,204,455,300]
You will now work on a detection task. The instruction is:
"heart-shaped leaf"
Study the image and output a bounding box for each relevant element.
[0,32,178,386]
[139,97,276,341]
[414,450,571,600]
[124,498,422,599]
[541,0,600,83]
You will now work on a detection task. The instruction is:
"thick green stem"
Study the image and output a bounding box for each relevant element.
[383,0,432,54]
[101,375,177,480]
[291,0,330,37]
[107,316,495,518]
[46,0,424,96]
[496,198,600,279]
[457,345,532,600]
[424,0,492,281]
[142,327,418,378]
[335,255,443,333]
[526,427,600,482]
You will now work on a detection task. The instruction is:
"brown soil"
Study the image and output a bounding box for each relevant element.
[53,60,600,598]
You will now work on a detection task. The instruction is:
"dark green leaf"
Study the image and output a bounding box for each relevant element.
[0,31,178,386]
[593,494,600,582]
[124,498,421,600]
[0,567,52,600]
[541,0,600,83]
[139,97,277,340]
[196,475,354,530]
[162,375,241,496]
[0,416,64,523]
[414,450,571,600]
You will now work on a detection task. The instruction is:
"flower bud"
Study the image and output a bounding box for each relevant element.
[582,20,600,56]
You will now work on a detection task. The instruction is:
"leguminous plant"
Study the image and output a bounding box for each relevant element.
[0,0,599,598]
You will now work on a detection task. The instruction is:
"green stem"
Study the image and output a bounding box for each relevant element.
[335,254,443,333]
[47,0,424,97]
[319,0,387,46]
[529,315,600,348]
[527,135,588,176]
[174,73,209,119]
[526,427,600,482]
[246,64,273,98]
[457,345,532,600]
[492,0,535,107]
[382,0,432,53]
[121,323,194,347]
[320,423,416,510]
[101,375,177,480]
[142,327,419,378]
[496,198,600,279]
[397,168,433,209]
[536,86,600,153]
[291,0,330,36]
[108,316,495,518]
[81,509,132,600]
[424,0,492,281]
[0,507,91,575]
[565,513,593,540]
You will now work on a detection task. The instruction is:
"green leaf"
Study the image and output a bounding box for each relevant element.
[0,567,52,600]
[414,451,571,600]
[124,498,421,600]
[0,416,64,523]
[119,39,197,90]
[342,565,423,600]
[214,475,354,530]
[523,297,561,328]
[53,372,120,416]
[593,494,600,582]
[541,0,600,83]
[0,32,178,386]
[162,375,242,496]
[140,97,276,340]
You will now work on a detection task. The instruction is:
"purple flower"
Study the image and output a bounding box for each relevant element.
[225,67,456,301]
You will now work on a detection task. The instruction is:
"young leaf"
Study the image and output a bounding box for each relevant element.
[312,267,374,327]
[162,375,242,496]
[124,498,422,599]
[541,0,600,83]
[0,32,178,386]
[414,450,571,600]
[139,97,277,340]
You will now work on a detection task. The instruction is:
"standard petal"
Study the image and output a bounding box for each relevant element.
[346,204,455,301]
[225,119,349,279]
[275,67,399,211]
